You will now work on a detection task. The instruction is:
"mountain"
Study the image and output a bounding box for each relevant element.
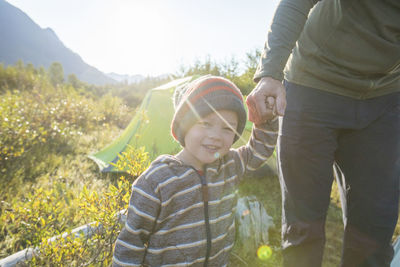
[106,72,145,84]
[0,0,116,85]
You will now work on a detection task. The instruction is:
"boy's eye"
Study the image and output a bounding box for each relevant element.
[198,121,211,127]
[223,126,234,132]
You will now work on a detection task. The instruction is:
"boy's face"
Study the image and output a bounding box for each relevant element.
[180,109,238,170]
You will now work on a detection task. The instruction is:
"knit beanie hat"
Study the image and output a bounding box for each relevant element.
[171,75,247,147]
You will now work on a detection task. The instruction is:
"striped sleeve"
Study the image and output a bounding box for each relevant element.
[233,116,279,176]
[113,168,162,267]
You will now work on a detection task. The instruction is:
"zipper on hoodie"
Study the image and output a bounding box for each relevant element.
[192,167,212,267]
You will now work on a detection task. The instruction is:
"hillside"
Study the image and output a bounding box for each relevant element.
[106,72,145,84]
[0,0,116,85]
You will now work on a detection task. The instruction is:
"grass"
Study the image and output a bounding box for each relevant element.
[231,171,283,266]
[229,165,346,267]
[231,163,400,267]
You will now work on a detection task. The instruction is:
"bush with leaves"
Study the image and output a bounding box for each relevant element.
[0,65,131,187]
[32,146,149,266]
[30,177,130,266]
[1,146,149,265]
[0,181,79,257]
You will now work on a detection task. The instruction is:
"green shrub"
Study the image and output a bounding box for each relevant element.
[28,146,147,266]
[0,145,149,264]
[31,176,132,266]
[0,72,132,188]
[0,181,79,256]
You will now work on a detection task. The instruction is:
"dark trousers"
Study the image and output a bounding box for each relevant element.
[278,82,400,267]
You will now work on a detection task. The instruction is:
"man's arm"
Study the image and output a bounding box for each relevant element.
[248,0,320,124]
[254,0,320,82]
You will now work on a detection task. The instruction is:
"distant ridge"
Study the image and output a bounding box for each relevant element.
[106,72,145,84]
[0,0,116,85]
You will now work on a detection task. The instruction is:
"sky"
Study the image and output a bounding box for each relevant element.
[6,0,280,77]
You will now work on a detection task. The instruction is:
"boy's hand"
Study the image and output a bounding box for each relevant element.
[247,96,276,125]
[246,77,286,124]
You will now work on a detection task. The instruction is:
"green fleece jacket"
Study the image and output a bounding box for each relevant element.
[254,0,400,99]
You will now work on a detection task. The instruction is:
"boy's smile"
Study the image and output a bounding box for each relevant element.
[177,109,238,170]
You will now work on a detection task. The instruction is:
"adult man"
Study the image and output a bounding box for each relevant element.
[246,0,400,266]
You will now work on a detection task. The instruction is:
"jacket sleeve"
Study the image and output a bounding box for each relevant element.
[233,117,279,177]
[113,171,161,267]
[254,0,321,82]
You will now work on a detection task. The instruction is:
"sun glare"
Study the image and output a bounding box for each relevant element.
[102,2,174,75]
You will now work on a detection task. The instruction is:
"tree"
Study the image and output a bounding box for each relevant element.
[234,49,262,95]
[67,74,80,88]
[48,62,64,86]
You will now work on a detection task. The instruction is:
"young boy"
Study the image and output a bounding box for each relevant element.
[112,75,278,266]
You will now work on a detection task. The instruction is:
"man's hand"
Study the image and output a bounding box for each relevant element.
[246,77,286,124]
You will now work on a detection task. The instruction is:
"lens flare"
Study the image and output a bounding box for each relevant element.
[257,245,272,261]
[214,152,220,158]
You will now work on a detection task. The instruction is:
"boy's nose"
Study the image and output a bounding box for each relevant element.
[207,128,221,140]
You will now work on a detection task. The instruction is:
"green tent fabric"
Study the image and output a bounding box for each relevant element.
[89,76,254,172]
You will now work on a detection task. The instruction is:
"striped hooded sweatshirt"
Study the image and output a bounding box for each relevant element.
[112,117,278,267]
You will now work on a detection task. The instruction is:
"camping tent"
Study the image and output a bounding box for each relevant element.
[89,76,255,173]
[89,76,191,172]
